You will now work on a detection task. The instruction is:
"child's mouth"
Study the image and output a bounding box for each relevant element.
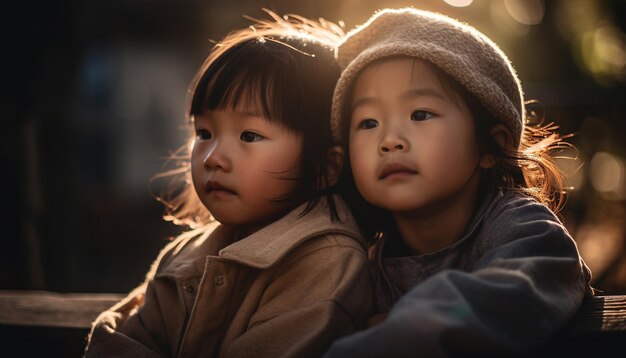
[379,163,417,179]
[206,181,237,195]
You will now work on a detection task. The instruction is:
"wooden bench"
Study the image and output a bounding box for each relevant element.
[0,290,124,357]
[539,294,626,356]
[1,290,625,356]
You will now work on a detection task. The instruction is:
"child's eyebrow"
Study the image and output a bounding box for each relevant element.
[351,87,447,112]
[351,97,377,112]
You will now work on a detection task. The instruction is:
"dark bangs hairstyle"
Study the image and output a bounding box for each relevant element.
[154,11,344,228]
[338,57,572,242]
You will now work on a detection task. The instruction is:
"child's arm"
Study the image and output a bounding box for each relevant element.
[324,196,591,357]
[84,235,191,357]
[83,281,166,357]
[223,234,373,358]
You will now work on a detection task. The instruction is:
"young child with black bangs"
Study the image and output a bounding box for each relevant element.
[83,12,373,358]
[324,7,594,357]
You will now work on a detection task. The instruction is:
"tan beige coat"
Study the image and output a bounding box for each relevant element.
[84,197,373,358]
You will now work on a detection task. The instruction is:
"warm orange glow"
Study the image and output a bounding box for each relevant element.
[575,205,626,280]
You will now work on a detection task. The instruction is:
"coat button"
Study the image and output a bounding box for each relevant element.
[182,282,194,293]
[214,274,225,287]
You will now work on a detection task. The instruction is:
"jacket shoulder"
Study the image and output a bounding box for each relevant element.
[277,232,368,270]
[146,223,218,278]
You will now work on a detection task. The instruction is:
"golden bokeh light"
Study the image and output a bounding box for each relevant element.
[555,0,626,84]
[589,151,625,198]
[443,0,474,7]
[503,0,544,25]
[582,24,626,83]
[489,0,530,36]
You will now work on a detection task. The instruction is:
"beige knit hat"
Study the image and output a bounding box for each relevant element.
[332,7,525,147]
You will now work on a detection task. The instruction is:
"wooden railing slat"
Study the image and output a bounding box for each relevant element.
[0,290,123,329]
[1,290,625,332]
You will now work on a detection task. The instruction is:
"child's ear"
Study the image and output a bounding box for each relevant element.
[479,124,513,169]
[326,146,344,187]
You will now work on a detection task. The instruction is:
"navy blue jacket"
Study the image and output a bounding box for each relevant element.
[324,190,593,357]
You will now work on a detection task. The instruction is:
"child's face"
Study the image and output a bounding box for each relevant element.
[348,58,482,216]
[191,108,302,233]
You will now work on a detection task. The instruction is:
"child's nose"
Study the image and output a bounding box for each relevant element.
[204,143,231,171]
[380,130,409,153]
[381,142,405,153]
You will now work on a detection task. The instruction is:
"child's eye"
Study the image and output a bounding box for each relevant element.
[357,118,379,129]
[240,131,264,142]
[196,129,212,140]
[410,110,434,121]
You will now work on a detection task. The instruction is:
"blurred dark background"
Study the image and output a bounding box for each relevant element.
[3,0,626,295]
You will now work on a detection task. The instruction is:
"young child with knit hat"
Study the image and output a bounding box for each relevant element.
[325,7,594,356]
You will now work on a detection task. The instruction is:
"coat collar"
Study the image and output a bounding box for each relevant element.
[216,195,363,269]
